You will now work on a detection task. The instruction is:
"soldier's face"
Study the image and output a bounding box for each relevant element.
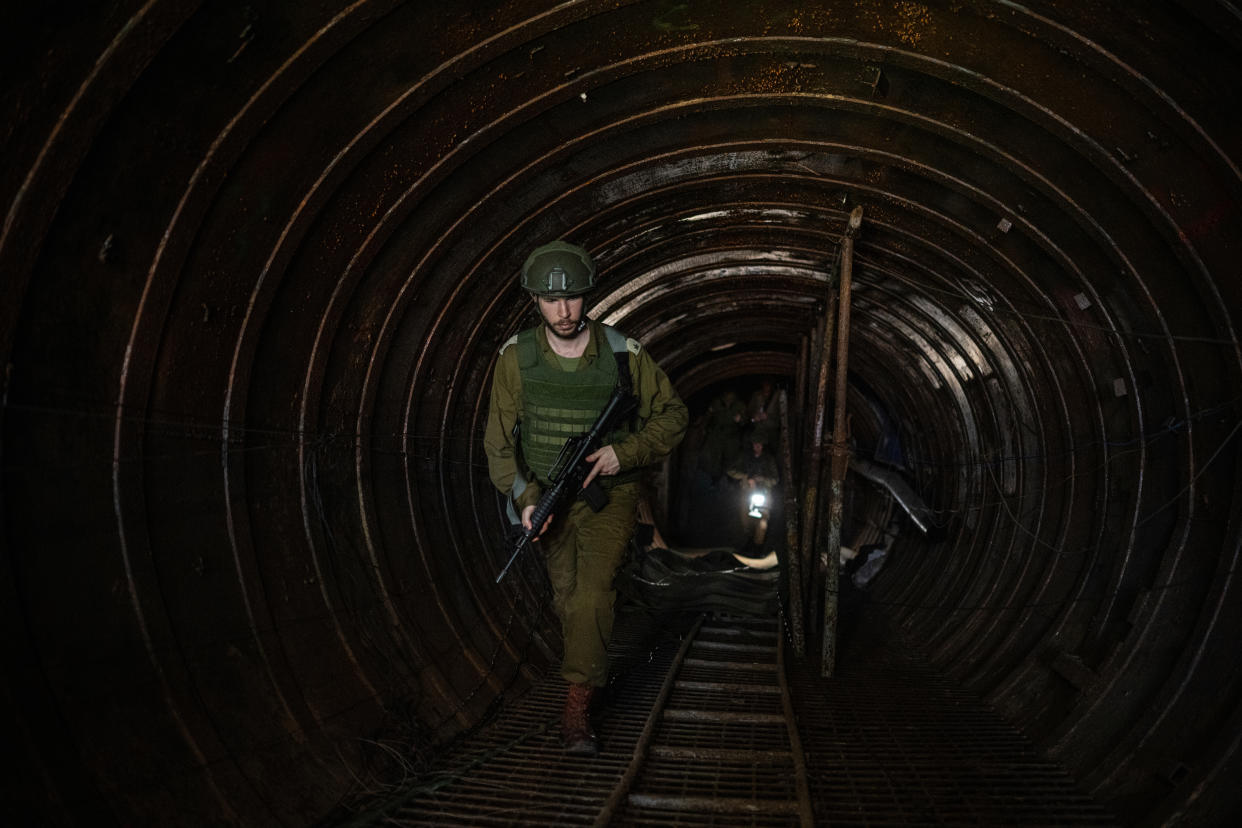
[536,295,585,340]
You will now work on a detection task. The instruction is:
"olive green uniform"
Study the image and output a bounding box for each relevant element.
[485,321,687,686]
[727,448,780,489]
[746,385,781,449]
[727,447,780,544]
[699,391,745,479]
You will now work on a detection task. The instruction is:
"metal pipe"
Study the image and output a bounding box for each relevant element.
[594,616,704,827]
[793,333,809,461]
[798,290,837,651]
[777,388,805,656]
[778,619,816,827]
[822,206,863,678]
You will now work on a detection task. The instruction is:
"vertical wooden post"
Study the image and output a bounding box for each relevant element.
[822,206,863,677]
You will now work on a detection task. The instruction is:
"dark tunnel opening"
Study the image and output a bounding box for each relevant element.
[2,2,1241,825]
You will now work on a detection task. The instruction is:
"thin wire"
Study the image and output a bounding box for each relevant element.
[1136,417,1242,528]
[4,393,1238,477]
[4,395,1238,635]
[845,416,1242,616]
[338,720,551,826]
[858,543,1238,615]
[892,395,1240,472]
[959,414,1242,552]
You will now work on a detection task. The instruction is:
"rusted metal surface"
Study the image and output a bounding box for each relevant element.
[776,388,805,656]
[777,624,816,828]
[822,206,863,677]
[2,2,1241,825]
[799,276,838,656]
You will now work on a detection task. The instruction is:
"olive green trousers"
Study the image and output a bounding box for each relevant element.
[541,481,639,687]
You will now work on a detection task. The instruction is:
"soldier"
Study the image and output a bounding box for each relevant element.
[484,241,688,756]
[745,378,781,454]
[700,389,745,485]
[726,433,780,551]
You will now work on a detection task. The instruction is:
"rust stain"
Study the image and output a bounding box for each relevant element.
[865,1,935,47]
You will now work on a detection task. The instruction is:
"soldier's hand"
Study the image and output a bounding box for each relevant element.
[582,445,621,488]
[522,504,553,538]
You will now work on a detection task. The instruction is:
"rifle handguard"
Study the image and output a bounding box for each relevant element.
[526,482,561,540]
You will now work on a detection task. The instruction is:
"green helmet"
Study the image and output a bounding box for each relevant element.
[521,241,596,297]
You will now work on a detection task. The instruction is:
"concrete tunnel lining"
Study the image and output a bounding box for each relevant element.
[2,1,1240,824]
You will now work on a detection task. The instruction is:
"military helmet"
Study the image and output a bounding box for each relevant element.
[521,241,596,297]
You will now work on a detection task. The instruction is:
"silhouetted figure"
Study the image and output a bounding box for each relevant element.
[726,435,779,552]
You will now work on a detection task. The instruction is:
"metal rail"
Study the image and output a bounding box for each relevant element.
[604,615,813,827]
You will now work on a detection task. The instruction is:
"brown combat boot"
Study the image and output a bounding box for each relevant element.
[561,682,598,756]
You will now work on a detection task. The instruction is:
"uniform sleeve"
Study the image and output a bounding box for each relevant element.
[611,345,688,470]
[483,348,543,509]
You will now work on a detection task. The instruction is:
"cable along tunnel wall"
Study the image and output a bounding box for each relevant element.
[1,2,1239,826]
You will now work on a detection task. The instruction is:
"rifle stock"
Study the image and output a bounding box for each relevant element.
[495,385,637,583]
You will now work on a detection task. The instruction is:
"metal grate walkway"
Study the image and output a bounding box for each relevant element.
[338,609,1117,826]
[788,619,1117,826]
[603,615,812,826]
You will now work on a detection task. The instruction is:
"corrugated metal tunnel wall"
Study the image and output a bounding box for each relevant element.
[2,2,1239,825]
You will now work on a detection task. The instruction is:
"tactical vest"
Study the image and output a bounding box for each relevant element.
[516,322,637,488]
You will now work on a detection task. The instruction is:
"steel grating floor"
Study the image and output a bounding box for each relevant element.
[337,606,1118,826]
[787,617,1117,827]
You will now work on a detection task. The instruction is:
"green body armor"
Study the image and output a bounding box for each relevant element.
[516,322,637,488]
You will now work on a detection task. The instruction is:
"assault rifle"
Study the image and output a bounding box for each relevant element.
[495,384,637,583]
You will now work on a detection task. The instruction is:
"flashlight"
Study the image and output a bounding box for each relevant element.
[748,491,766,518]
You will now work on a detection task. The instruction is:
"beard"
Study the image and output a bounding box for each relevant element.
[542,312,586,341]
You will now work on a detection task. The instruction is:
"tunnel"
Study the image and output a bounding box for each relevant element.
[2,1,1240,825]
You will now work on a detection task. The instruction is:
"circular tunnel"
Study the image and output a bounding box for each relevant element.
[2,2,1240,825]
